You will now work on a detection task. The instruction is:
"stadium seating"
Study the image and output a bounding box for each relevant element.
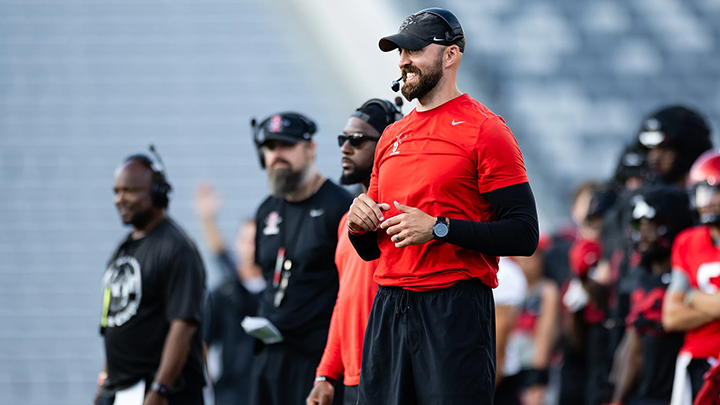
[0,1,354,403]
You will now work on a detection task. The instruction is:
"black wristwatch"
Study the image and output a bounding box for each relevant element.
[432,217,449,240]
[150,381,170,397]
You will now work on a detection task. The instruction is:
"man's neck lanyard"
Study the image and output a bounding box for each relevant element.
[273,200,310,307]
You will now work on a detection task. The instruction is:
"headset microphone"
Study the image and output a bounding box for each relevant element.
[391,77,402,92]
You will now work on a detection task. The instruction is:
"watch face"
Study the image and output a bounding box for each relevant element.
[434,222,449,238]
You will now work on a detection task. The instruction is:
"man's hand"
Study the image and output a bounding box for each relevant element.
[348,193,390,232]
[143,390,168,405]
[306,380,335,405]
[380,201,436,248]
[93,386,102,405]
[195,183,222,220]
[521,385,546,405]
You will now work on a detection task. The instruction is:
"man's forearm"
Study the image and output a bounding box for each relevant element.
[611,330,641,403]
[348,230,381,261]
[444,183,538,257]
[690,290,720,318]
[201,217,225,255]
[663,292,715,332]
[154,320,197,387]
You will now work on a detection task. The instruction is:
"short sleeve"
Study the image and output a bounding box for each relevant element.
[494,257,527,306]
[165,244,206,323]
[476,116,528,194]
[367,140,382,202]
[201,293,218,344]
[671,232,689,277]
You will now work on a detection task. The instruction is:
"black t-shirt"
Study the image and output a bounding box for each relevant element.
[100,218,206,393]
[202,251,259,403]
[254,180,352,354]
[624,266,683,401]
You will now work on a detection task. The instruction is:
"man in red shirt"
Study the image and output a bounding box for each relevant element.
[306,99,402,405]
[347,8,539,405]
[663,150,720,405]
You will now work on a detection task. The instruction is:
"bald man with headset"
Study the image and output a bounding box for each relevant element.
[96,149,206,405]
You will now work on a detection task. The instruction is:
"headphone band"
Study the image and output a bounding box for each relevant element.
[354,99,403,126]
[124,146,172,207]
[418,8,464,42]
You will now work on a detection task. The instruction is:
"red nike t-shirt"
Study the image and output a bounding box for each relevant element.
[672,226,720,358]
[367,94,528,291]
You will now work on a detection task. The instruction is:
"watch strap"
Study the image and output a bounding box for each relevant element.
[150,381,170,397]
[433,217,449,239]
[313,376,336,386]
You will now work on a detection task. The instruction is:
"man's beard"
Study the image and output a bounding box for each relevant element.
[401,56,443,101]
[340,163,372,186]
[268,161,310,198]
[124,209,155,229]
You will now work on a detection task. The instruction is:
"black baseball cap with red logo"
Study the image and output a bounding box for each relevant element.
[252,112,317,146]
[379,8,465,53]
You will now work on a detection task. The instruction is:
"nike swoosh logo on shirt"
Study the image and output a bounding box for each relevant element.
[309,209,325,217]
[452,120,465,126]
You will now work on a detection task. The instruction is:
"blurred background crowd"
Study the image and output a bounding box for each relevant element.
[1,0,720,404]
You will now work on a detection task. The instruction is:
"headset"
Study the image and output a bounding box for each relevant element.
[124,144,172,208]
[250,112,317,169]
[352,98,404,128]
[419,7,464,44]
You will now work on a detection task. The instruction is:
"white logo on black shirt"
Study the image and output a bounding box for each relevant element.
[309,209,325,217]
[102,256,142,327]
[263,211,282,235]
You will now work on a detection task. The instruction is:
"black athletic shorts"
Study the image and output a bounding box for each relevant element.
[248,343,320,405]
[689,358,713,399]
[357,279,496,405]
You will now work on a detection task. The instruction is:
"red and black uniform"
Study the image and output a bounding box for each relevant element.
[671,226,720,399]
[351,94,538,405]
[315,212,379,403]
[625,266,683,403]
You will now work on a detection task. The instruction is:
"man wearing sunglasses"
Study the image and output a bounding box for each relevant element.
[307,99,402,405]
[347,7,539,405]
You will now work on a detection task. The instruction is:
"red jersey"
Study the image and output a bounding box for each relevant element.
[367,94,528,291]
[672,226,720,358]
[316,212,379,385]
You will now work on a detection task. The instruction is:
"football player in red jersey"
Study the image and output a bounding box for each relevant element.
[663,150,720,405]
[608,186,693,405]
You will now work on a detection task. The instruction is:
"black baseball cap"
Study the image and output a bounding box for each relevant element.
[253,112,317,146]
[379,8,465,53]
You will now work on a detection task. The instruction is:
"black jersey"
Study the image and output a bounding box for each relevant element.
[625,266,683,401]
[100,218,206,393]
[254,180,352,354]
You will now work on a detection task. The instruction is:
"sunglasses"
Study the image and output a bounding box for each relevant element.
[338,133,380,148]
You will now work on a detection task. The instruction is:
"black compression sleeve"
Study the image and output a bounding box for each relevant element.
[444,182,539,256]
[348,230,381,262]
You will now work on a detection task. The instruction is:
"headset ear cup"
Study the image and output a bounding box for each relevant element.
[150,175,171,208]
[258,147,266,169]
